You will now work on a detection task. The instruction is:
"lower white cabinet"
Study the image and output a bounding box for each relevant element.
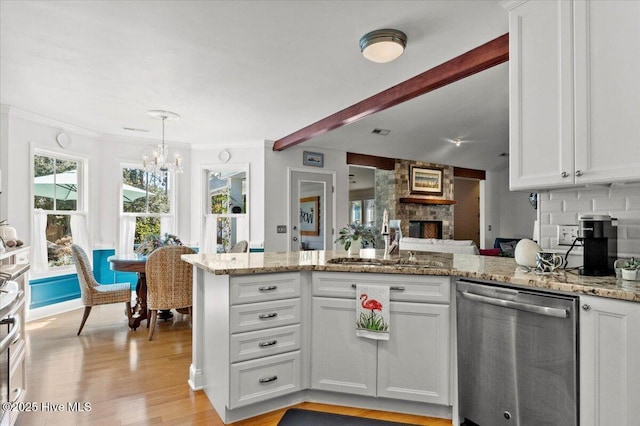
[310,273,450,405]
[580,295,640,426]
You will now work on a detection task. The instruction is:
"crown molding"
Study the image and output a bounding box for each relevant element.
[1,104,102,138]
[500,0,528,10]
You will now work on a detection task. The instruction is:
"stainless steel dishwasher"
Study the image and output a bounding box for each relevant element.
[456,279,578,426]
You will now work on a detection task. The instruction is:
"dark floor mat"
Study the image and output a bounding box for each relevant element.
[277,408,419,426]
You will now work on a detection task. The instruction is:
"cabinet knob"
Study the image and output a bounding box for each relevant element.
[561,171,569,178]
[582,304,590,311]
[575,170,583,177]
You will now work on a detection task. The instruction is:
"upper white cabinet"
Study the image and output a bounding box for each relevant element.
[509,0,640,190]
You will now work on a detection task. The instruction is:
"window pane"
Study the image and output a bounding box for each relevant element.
[135,216,161,245]
[46,214,73,267]
[34,155,79,211]
[122,168,170,214]
[54,159,78,211]
[216,217,239,253]
[209,171,247,214]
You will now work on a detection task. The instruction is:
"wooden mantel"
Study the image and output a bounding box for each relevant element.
[399,197,457,205]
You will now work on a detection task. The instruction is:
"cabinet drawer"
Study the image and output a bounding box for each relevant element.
[229,351,301,409]
[230,273,301,305]
[230,324,301,363]
[230,298,301,334]
[312,272,450,304]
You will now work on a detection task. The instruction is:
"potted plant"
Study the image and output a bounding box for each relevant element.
[621,257,640,281]
[335,223,375,253]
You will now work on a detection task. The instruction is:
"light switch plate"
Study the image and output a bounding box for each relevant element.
[558,225,579,245]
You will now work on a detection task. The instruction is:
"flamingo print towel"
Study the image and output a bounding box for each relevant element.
[356,284,390,340]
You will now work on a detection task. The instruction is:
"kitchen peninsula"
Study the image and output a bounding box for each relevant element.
[181,250,640,425]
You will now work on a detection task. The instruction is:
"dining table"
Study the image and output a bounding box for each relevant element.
[107,253,173,330]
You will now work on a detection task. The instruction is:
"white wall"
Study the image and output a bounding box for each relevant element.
[0,106,9,220]
[1,106,193,253]
[264,142,349,252]
[498,168,537,240]
[480,169,535,249]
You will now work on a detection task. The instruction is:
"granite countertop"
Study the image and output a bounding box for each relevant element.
[181,250,640,303]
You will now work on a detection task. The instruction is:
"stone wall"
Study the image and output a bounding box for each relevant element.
[375,159,455,241]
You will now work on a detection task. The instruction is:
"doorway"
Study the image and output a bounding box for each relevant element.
[454,177,480,247]
[289,170,335,251]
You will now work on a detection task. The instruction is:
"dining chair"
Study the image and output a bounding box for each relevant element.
[229,240,248,253]
[71,244,132,335]
[145,245,196,341]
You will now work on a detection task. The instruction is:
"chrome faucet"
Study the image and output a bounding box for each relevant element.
[381,209,390,259]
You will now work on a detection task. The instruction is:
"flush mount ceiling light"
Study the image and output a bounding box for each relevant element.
[143,110,183,174]
[359,29,407,63]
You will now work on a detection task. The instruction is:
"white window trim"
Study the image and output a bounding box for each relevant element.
[31,148,89,277]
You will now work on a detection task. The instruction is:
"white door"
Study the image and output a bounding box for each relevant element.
[289,170,334,251]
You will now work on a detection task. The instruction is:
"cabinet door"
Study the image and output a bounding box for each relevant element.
[509,0,574,190]
[310,297,377,396]
[580,295,640,426]
[377,302,450,405]
[574,1,640,184]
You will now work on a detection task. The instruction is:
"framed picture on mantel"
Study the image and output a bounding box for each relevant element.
[409,165,443,196]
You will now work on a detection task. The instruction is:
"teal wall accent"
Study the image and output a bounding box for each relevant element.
[29,273,80,309]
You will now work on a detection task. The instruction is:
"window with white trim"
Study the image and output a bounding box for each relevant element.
[33,152,86,271]
[121,166,175,250]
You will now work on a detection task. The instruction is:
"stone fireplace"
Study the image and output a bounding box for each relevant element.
[375,159,454,242]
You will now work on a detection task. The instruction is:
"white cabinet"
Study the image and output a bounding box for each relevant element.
[580,295,640,426]
[509,0,640,190]
[310,272,450,405]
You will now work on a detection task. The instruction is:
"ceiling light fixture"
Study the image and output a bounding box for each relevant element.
[359,29,407,63]
[143,110,183,174]
[453,138,462,147]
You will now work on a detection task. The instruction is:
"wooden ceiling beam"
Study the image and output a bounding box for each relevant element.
[273,32,509,151]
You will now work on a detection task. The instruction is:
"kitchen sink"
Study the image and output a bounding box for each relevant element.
[326,257,445,268]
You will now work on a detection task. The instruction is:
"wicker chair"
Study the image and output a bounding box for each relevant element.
[145,245,196,341]
[71,244,132,335]
[229,240,248,253]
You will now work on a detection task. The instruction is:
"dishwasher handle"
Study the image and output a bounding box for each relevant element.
[459,291,569,318]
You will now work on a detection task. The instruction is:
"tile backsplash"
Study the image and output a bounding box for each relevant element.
[538,183,640,258]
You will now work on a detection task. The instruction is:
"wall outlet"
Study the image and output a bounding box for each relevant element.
[557,224,579,245]
[276,225,287,233]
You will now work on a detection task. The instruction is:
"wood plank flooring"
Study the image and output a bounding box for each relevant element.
[18,303,452,426]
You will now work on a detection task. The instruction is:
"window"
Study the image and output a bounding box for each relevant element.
[121,166,174,246]
[33,153,84,269]
[203,166,249,253]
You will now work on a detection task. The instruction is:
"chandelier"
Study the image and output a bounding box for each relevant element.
[143,110,183,174]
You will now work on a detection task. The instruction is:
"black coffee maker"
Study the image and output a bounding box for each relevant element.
[578,215,617,276]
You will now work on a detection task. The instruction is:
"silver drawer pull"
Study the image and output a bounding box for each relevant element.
[258,339,278,347]
[258,312,278,319]
[258,285,278,291]
[258,375,278,384]
[351,284,405,291]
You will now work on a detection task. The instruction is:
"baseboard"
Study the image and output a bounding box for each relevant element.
[26,298,83,322]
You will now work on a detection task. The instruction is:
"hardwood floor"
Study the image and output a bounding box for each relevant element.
[18,303,452,426]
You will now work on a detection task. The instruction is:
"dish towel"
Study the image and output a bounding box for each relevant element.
[356,284,390,340]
